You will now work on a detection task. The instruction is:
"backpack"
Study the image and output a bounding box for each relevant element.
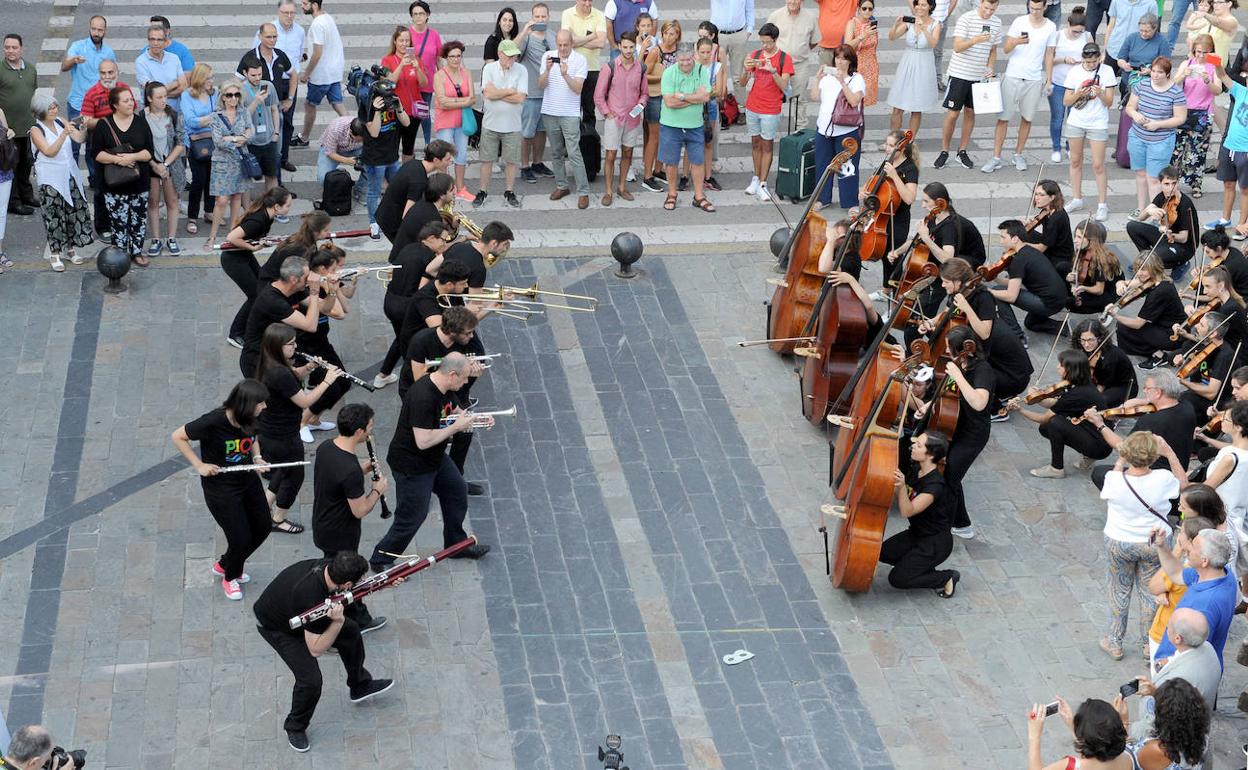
[320,168,353,216]
[0,124,20,172]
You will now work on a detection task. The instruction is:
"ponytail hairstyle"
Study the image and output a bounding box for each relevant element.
[233,186,292,229]
[885,129,920,168]
[288,210,333,249]
[922,181,954,215]
[142,80,178,123]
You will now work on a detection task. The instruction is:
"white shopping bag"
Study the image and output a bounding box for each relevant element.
[971,79,1003,115]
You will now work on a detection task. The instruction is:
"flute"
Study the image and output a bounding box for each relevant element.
[214,460,311,473]
[365,438,393,520]
[296,350,377,391]
[424,353,503,369]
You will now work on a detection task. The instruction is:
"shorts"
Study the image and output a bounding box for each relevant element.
[1000,75,1044,123]
[521,97,544,138]
[1216,145,1248,190]
[658,124,705,166]
[602,117,643,150]
[942,76,976,111]
[745,109,781,141]
[305,81,343,106]
[1065,124,1109,141]
[645,95,663,123]
[248,141,280,177]
[478,128,521,164]
[1127,131,1177,177]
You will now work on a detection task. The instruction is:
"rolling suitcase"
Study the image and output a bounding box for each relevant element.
[775,128,816,202]
[580,119,601,183]
[1116,108,1133,170]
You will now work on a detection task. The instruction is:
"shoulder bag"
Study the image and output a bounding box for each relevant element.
[221,111,262,180]
[1121,472,1178,529]
[0,121,18,172]
[829,78,865,132]
[410,29,433,120]
[102,117,140,188]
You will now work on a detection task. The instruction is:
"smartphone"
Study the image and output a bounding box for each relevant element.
[1120,680,1141,698]
[1044,702,1060,717]
[550,56,561,63]
[902,15,916,22]
[1020,31,1030,39]
[405,46,415,57]
[982,24,992,32]
[870,16,878,27]
[533,22,547,32]
[1208,53,1223,67]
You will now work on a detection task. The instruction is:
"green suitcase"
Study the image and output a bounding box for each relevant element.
[775,128,816,203]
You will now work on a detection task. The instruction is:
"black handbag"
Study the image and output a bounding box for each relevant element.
[189,132,213,161]
[0,122,17,172]
[102,117,140,188]
[220,111,262,180]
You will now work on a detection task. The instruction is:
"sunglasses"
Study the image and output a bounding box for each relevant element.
[222,92,241,98]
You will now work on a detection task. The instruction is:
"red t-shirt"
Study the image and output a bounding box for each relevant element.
[381,54,424,114]
[743,50,795,116]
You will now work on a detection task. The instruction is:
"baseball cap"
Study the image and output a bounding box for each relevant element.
[499,40,521,57]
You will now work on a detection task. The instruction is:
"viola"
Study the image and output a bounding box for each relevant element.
[858,130,914,263]
[1178,336,1221,379]
[1070,403,1158,425]
[1023,379,1072,405]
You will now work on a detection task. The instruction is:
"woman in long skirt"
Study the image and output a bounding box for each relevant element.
[28,93,93,272]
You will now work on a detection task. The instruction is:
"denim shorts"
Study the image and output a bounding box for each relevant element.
[522,97,544,138]
[658,124,705,167]
[1127,131,1177,177]
[306,81,343,106]
[745,109,781,141]
[644,95,663,123]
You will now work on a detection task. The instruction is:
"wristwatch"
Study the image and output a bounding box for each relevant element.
[677,92,686,101]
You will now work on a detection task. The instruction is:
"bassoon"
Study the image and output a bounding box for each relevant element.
[287,537,477,629]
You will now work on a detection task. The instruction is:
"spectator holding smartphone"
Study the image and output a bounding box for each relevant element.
[381,26,425,163]
[843,0,880,105]
[739,23,794,203]
[1171,36,1220,199]
[981,0,1055,174]
[934,0,1001,171]
[1025,697,1134,770]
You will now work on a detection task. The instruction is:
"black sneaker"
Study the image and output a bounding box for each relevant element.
[503,190,520,208]
[472,190,488,208]
[359,615,388,634]
[521,167,538,184]
[933,151,949,169]
[652,169,667,182]
[640,176,664,193]
[466,482,486,496]
[704,176,722,192]
[531,162,555,177]
[678,176,689,192]
[350,678,395,704]
[956,150,974,169]
[289,134,309,147]
[448,543,491,559]
[287,730,310,753]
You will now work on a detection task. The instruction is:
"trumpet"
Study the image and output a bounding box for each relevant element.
[439,202,483,243]
[438,405,517,428]
[424,353,504,369]
[438,284,598,314]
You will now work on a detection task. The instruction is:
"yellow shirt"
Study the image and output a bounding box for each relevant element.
[561,7,608,71]
[1148,571,1188,643]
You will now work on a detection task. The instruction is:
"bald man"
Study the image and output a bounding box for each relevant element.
[1131,607,1220,741]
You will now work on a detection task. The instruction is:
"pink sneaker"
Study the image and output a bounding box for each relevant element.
[212,562,250,583]
[222,577,243,601]
[456,187,475,202]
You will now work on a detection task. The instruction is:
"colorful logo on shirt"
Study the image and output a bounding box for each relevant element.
[225,437,254,464]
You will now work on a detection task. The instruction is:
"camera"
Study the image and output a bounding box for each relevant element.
[370,77,400,112]
[347,63,397,111]
[45,747,86,770]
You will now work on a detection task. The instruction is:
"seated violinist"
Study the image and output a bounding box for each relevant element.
[1193,228,1248,299]
[885,182,985,311]
[1193,366,1248,454]
[1023,180,1075,277]
[1172,311,1242,419]
[989,219,1070,337]
[1084,368,1199,489]
[1073,318,1138,408]
[1067,221,1124,316]
[1108,252,1186,358]
[882,431,960,598]
[1172,266,1247,351]
[1003,349,1107,478]
[1125,166,1199,281]
[815,219,863,279]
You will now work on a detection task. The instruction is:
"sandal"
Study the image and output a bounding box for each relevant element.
[1099,637,1124,661]
[601,193,613,207]
[186,220,198,235]
[68,249,83,265]
[692,196,716,213]
[132,254,150,267]
[663,194,677,211]
[271,517,305,534]
[48,254,65,273]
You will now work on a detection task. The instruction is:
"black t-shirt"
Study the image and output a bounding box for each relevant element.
[296,284,334,348]
[1215,297,1248,350]
[243,285,308,371]
[484,34,503,62]
[1221,249,1248,298]
[1133,401,1198,469]
[377,160,428,242]
[360,107,403,166]
[953,358,996,441]
[1153,192,1199,259]
[1025,208,1074,273]
[184,407,257,485]
[389,200,441,261]
[400,282,457,352]
[1006,245,1068,310]
[1052,383,1106,418]
[257,365,304,437]
[387,375,458,475]
[225,210,274,260]
[1094,344,1137,396]
[905,469,951,537]
[387,243,436,298]
[253,558,334,634]
[1137,282,1186,328]
[986,319,1032,379]
[444,241,488,288]
[399,327,471,398]
[312,441,367,554]
[929,215,960,268]
[955,214,986,268]
[92,114,155,194]
[964,287,999,344]
[891,158,920,228]
[259,241,310,283]
[1187,342,1239,387]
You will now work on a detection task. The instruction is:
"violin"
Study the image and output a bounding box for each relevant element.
[1099,277,1152,324]
[858,130,914,263]
[980,247,1017,283]
[1071,248,1093,306]
[1071,70,1102,109]
[1024,207,1051,232]
[1023,379,1072,405]
[1163,193,1180,228]
[1202,412,1225,436]
[1169,298,1220,342]
[1177,336,1221,379]
[1070,403,1158,425]
[1188,252,1228,292]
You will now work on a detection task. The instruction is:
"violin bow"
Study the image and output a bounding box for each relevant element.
[1211,341,1243,407]
[1020,162,1047,226]
[1032,312,1072,388]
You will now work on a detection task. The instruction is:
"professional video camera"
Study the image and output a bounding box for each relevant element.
[347,64,398,113]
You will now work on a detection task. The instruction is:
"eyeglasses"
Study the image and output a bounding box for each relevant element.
[447,53,463,58]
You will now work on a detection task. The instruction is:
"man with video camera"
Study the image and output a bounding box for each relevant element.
[358,68,410,238]
[0,725,83,770]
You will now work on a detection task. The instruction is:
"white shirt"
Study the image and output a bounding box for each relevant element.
[1063,63,1118,130]
[1003,16,1057,80]
[305,13,344,86]
[1101,469,1179,543]
[815,72,865,137]
[1215,445,1248,527]
[257,19,305,75]
[540,50,588,117]
[481,60,528,133]
[1052,27,1092,86]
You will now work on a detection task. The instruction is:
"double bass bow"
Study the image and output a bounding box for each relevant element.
[858,130,914,263]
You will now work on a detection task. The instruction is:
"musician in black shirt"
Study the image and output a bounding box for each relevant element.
[443,220,515,289]
[1086,368,1199,489]
[1174,311,1241,418]
[399,307,481,399]
[1023,180,1075,277]
[220,187,294,346]
[1125,166,1199,275]
[241,255,324,376]
[376,220,456,387]
[375,139,454,242]
[990,219,1070,337]
[1110,253,1186,357]
[258,211,332,283]
[880,431,960,597]
[1197,228,1248,298]
[1004,350,1107,477]
[171,379,271,601]
[1074,318,1137,407]
[1067,220,1123,316]
[388,172,455,261]
[399,261,472,355]
[253,552,393,753]
[297,247,355,437]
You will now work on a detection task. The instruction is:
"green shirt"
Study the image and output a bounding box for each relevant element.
[660,63,706,129]
[0,59,37,133]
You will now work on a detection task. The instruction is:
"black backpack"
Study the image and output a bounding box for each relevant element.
[320,169,353,216]
[0,123,17,173]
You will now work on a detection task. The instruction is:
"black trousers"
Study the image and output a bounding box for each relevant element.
[301,337,352,416]
[1084,0,1111,35]
[1126,221,1193,269]
[1039,417,1111,469]
[9,136,34,206]
[222,250,260,341]
[203,476,270,581]
[988,364,1031,414]
[946,432,989,529]
[1102,383,1135,408]
[1117,322,1179,357]
[187,154,214,220]
[256,621,370,734]
[580,70,600,129]
[371,455,468,571]
[380,292,410,376]
[259,431,305,509]
[280,93,298,166]
[879,530,956,589]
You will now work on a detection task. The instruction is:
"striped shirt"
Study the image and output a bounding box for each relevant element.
[946,11,1002,83]
[1130,81,1186,142]
[318,114,359,154]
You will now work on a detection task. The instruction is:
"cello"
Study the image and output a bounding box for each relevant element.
[762,138,860,354]
[858,130,914,263]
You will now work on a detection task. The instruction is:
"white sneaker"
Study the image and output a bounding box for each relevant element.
[310,420,336,432]
[372,372,399,389]
[626,168,636,182]
[369,222,381,239]
[1013,153,1027,171]
[1050,150,1063,163]
[1095,203,1110,222]
[222,578,243,601]
[756,183,772,202]
[745,176,760,196]
[1067,198,1085,213]
[951,526,976,539]
[299,425,314,444]
[981,157,1003,173]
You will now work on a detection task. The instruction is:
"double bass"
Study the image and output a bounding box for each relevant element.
[762,139,860,354]
[858,130,914,263]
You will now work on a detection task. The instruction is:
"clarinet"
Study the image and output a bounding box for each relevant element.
[366,438,393,519]
[296,350,377,391]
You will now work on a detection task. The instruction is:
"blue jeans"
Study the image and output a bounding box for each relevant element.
[369,456,469,571]
[316,145,361,184]
[815,130,861,207]
[68,104,83,166]
[1166,0,1194,48]
[435,126,469,166]
[1044,2,1061,23]
[364,159,400,223]
[417,92,433,145]
[1048,85,1067,151]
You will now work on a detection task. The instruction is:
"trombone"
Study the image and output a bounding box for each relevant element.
[336,265,400,285]
[438,405,517,428]
[437,283,598,315]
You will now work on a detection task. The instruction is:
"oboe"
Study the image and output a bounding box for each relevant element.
[296,350,377,391]
[365,438,392,519]
[287,537,477,629]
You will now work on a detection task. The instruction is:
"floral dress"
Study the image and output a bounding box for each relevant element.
[852,18,880,107]
[209,108,253,198]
